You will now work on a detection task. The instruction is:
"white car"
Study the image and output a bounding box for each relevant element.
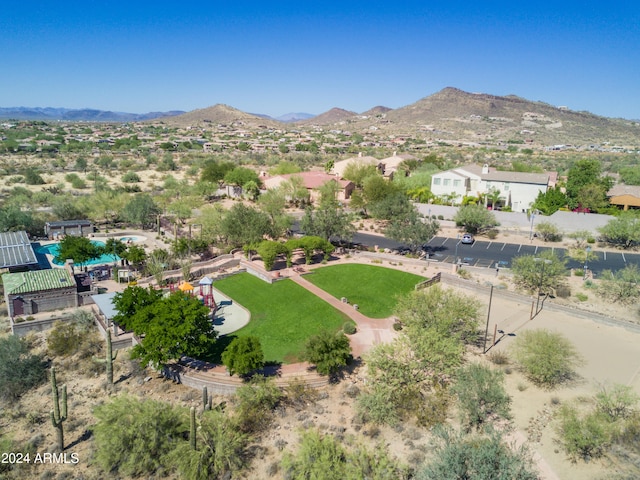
[461,234,474,244]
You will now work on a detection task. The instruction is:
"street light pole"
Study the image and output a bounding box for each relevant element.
[534,258,552,316]
[584,246,591,281]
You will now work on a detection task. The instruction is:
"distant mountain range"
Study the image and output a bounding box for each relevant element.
[0,106,314,124]
[2,88,639,146]
[0,107,186,122]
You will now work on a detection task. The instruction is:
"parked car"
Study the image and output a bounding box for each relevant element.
[461,234,474,244]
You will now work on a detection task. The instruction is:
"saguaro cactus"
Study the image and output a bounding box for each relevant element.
[202,386,212,411]
[189,406,197,450]
[106,330,118,385]
[50,367,67,452]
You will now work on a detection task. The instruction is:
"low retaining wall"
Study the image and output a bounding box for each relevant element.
[11,316,67,337]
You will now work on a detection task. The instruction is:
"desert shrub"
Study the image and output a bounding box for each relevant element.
[612,412,640,454]
[486,229,498,239]
[535,221,563,242]
[234,376,282,434]
[93,395,186,477]
[416,386,451,428]
[457,268,471,279]
[47,321,84,357]
[487,350,509,365]
[576,293,588,302]
[555,404,611,461]
[172,409,249,480]
[303,331,351,376]
[0,336,47,402]
[511,329,583,388]
[416,426,537,480]
[282,428,408,480]
[451,363,511,430]
[284,377,319,410]
[595,384,639,421]
[392,322,403,331]
[437,215,444,220]
[343,321,357,335]
[23,169,45,185]
[122,171,141,183]
[356,384,404,427]
[555,284,571,298]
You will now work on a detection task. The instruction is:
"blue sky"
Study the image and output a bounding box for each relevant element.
[1,1,638,119]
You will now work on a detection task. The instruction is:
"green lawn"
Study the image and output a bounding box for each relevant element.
[305,264,425,318]
[211,273,349,364]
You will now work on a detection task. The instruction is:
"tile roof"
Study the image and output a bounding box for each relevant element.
[3,268,76,295]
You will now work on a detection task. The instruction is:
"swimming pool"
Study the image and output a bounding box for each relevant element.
[119,235,146,243]
[33,241,121,266]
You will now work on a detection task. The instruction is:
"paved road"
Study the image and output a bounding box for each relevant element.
[352,232,640,275]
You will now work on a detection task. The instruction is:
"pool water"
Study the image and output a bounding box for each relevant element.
[33,241,121,266]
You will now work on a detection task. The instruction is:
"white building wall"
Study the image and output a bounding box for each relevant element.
[431,172,469,202]
[485,181,546,212]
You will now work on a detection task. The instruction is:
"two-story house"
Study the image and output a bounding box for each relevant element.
[430,164,552,212]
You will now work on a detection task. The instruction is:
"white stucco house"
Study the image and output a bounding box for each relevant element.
[430,164,552,212]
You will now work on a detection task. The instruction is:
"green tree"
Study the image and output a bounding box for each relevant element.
[416,427,537,480]
[0,336,47,402]
[511,329,583,387]
[385,208,439,253]
[303,330,351,375]
[255,240,289,270]
[300,204,355,243]
[368,192,413,220]
[93,395,186,477]
[113,288,216,367]
[511,251,567,294]
[104,238,127,262]
[221,203,273,247]
[454,204,499,234]
[122,193,161,229]
[55,235,103,266]
[200,159,235,183]
[451,363,511,430]
[258,188,292,238]
[51,196,87,220]
[224,167,260,187]
[281,175,310,206]
[619,166,640,185]
[222,336,265,377]
[598,212,640,248]
[576,183,609,212]
[566,159,613,208]
[112,285,164,329]
[121,244,147,270]
[531,186,568,215]
[0,204,40,236]
[342,162,379,188]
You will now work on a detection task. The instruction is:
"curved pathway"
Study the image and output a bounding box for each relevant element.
[289,273,398,358]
